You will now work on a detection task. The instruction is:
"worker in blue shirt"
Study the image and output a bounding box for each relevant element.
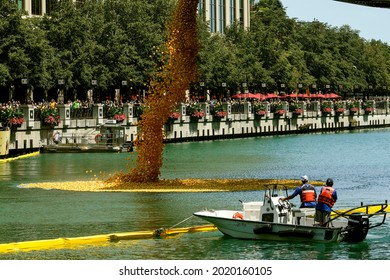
[282,175,317,208]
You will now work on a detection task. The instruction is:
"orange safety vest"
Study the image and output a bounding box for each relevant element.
[318,186,336,207]
[300,184,316,203]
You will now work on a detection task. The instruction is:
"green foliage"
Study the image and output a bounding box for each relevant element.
[253,102,266,111]
[334,101,344,110]
[107,106,123,118]
[362,100,374,109]
[321,101,332,110]
[40,106,59,119]
[289,102,302,111]
[0,106,24,126]
[347,100,360,109]
[39,105,61,126]
[187,103,203,115]
[271,102,283,112]
[1,0,390,101]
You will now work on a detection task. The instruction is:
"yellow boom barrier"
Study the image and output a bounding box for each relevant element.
[0,151,40,163]
[331,204,390,217]
[0,224,217,254]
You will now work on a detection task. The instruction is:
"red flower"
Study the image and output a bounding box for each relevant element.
[293,109,304,115]
[336,108,345,113]
[44,115,61,126]
[8,117,24,126]
[256,110,266,116]
[169,112,181,119]
[192,111,205,118]
[322,107,332,113]
[276,109,285,115]
[214,111,227,117]
[350,107,358,113]
[364,107,374,113]
[114,113,126,121]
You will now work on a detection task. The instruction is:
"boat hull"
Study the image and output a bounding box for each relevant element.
[194,210,345,242]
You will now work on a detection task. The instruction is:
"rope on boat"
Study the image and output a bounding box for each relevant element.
[153,215,195,237]
[168,215,195,229]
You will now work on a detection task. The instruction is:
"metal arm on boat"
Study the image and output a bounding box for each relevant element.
[329,201,388,229]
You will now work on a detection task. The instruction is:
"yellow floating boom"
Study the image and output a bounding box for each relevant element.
[0,151,40,163]
[0,224,217,254]
[331,204,389,217]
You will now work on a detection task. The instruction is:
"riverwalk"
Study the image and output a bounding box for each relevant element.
[2,99,389,156]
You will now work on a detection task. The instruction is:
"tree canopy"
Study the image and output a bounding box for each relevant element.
[1,0,389,102]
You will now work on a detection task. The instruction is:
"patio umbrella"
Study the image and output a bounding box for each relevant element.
[244,93,261,99]
[264,93,279,99]
[232,93,260,99]
[254,93,266,100]
[231,93,243,99]
[312,93,326,99]
[284,92,298,99]
[324,93,341,99]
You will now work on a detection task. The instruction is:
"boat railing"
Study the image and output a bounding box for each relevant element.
[329,201,388,229]
[263,184,289,198]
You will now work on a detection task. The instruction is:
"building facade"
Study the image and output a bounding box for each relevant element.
[16,0,251,33]
[16,0,57,16]
[198,0,251,33]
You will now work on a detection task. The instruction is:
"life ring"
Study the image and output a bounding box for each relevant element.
[232,212,244,219]
[95,133,102,143]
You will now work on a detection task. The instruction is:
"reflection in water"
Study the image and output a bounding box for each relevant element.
[1,129,390,259]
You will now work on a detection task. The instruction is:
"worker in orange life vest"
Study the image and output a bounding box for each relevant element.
[315,178,338,227]
[281,175,317,208]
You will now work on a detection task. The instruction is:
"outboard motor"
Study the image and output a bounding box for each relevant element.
[344,213,369,242]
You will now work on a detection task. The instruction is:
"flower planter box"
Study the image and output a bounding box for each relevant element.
[293,109,303,116]
[364,107,374,114]
[255,110,267,117]
[274,109,285,117]
[349,107,359,114]
[189,111,205,122]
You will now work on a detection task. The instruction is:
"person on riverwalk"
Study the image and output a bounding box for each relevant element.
[281,175,317,208]
[315,178,337,227]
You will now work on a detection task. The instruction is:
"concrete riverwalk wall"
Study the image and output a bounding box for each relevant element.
[3,100,390,156]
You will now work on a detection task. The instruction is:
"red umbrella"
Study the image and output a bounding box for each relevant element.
[244,93,260,99]
[312,93,326,99]
[264,93,279,99]
[285,92,298,99]
[324,93,341,99]
[232,93,260,99]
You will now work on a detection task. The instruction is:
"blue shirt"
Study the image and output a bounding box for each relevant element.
[291,184,316,208]
[315,187,338,213]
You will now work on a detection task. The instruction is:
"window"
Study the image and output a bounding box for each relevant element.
[46,0,56,15]
[31,0,42,15]
[239,0,244,23]
[230,0,236,25]
[218,0,225,33]
[198,0,205,15]
[17,0,24,10]
[210,0,216,33]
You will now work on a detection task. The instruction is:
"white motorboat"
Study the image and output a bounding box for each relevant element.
[194,185,388,243]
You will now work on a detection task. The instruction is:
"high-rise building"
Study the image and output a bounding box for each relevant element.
[15,0,58,16]
[15,0,251,33]
[198,0,251,33]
